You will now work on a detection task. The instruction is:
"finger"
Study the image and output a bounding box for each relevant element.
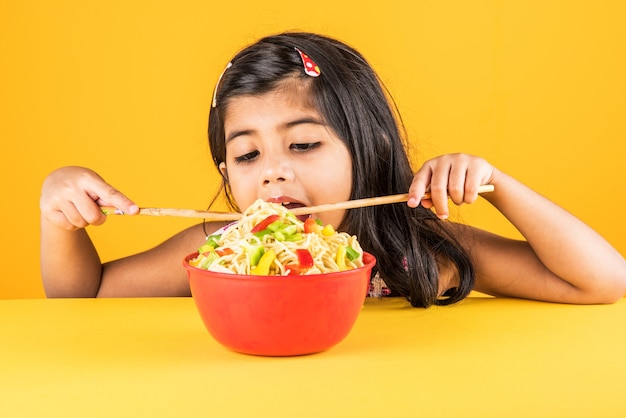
[40,192,82,228]
[73,194,109,226]
[58,201,91,229]
[429,162,452,219]
[463,169,483,204]
[91,185,138,215]
[407,165,433,208]
[463,159,493,204]
[45,210,81,231]
[448,160,469,205]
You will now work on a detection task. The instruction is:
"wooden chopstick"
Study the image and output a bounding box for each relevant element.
[289,184,495,216]
[100,207,243,221]
[101,184,494,220]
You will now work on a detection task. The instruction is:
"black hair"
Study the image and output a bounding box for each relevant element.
[208,32,475,307]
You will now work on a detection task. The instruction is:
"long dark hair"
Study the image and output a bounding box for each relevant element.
[208,32,474,307]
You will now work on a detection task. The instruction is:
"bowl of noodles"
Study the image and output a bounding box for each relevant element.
[183,200,376,356]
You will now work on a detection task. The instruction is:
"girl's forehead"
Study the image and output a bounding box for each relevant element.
[223,81,320,125]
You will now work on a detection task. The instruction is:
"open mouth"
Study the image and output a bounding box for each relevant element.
[282,202,310,222]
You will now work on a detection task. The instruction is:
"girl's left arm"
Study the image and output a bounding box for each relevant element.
[409,153,626,304]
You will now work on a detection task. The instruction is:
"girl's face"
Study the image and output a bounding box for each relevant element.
[219,82,353,228]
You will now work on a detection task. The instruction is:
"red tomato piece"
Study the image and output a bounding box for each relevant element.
[215,248,233,257]
[284,264,302,275]
[303,218,322,234]
[251,214,280,233]
[296,249,314,269]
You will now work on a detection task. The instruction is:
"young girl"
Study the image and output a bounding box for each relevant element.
[39,32,626,306]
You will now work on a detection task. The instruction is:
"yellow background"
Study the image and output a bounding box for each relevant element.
[1,1,625,298]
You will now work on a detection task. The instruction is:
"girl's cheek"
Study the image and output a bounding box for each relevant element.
[226,174,253,209]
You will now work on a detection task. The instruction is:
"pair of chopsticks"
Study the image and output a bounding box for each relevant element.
[101,184,494,221]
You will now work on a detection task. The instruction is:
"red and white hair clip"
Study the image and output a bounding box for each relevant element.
[295,47,321,77]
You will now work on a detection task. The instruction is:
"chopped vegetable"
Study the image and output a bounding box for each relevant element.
[284,233,302,242]
[197,250,219,269]
[345,246,360,261]
[215,248,233,257]
[247,245,265,267]
[197,243,214,255]
[321,224,335,237]
[251,250,276,275]
[253,229,274,239]
[296,249,314,269]
[206,234,221,248]
[336,245,347,271]
[284,264,302,275]
[284,249,314,275]
[304,218,323,234]
[251,215,280,233]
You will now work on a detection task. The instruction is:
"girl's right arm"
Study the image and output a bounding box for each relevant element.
[40,166,138,297]
[39,166,210,297]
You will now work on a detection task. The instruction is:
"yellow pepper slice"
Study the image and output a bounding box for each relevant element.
[321,224,335,237]
[336,245,347,271]
[251,249,276,275]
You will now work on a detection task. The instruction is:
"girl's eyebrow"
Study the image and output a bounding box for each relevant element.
[284,117,326,129]
[225,117,326,143]
[225,129,252,143]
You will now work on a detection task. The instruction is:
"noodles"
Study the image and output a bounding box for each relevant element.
[189,199,364,275]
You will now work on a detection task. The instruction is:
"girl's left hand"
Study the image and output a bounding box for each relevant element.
[407,153,494,219]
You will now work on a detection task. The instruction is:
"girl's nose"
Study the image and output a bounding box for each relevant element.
[260,156,295,186]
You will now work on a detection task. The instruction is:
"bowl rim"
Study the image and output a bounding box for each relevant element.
[183,251,376,282]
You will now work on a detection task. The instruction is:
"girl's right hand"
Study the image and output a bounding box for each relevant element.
[40,166,138,230]
[407,153,494,219]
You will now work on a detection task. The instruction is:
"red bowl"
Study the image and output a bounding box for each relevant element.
[183,252,376,356]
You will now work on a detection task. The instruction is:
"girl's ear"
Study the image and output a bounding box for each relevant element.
[219,162,228,181]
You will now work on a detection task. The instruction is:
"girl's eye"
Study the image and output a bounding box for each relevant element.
[234,150,259,164]
[290,142,321,152]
